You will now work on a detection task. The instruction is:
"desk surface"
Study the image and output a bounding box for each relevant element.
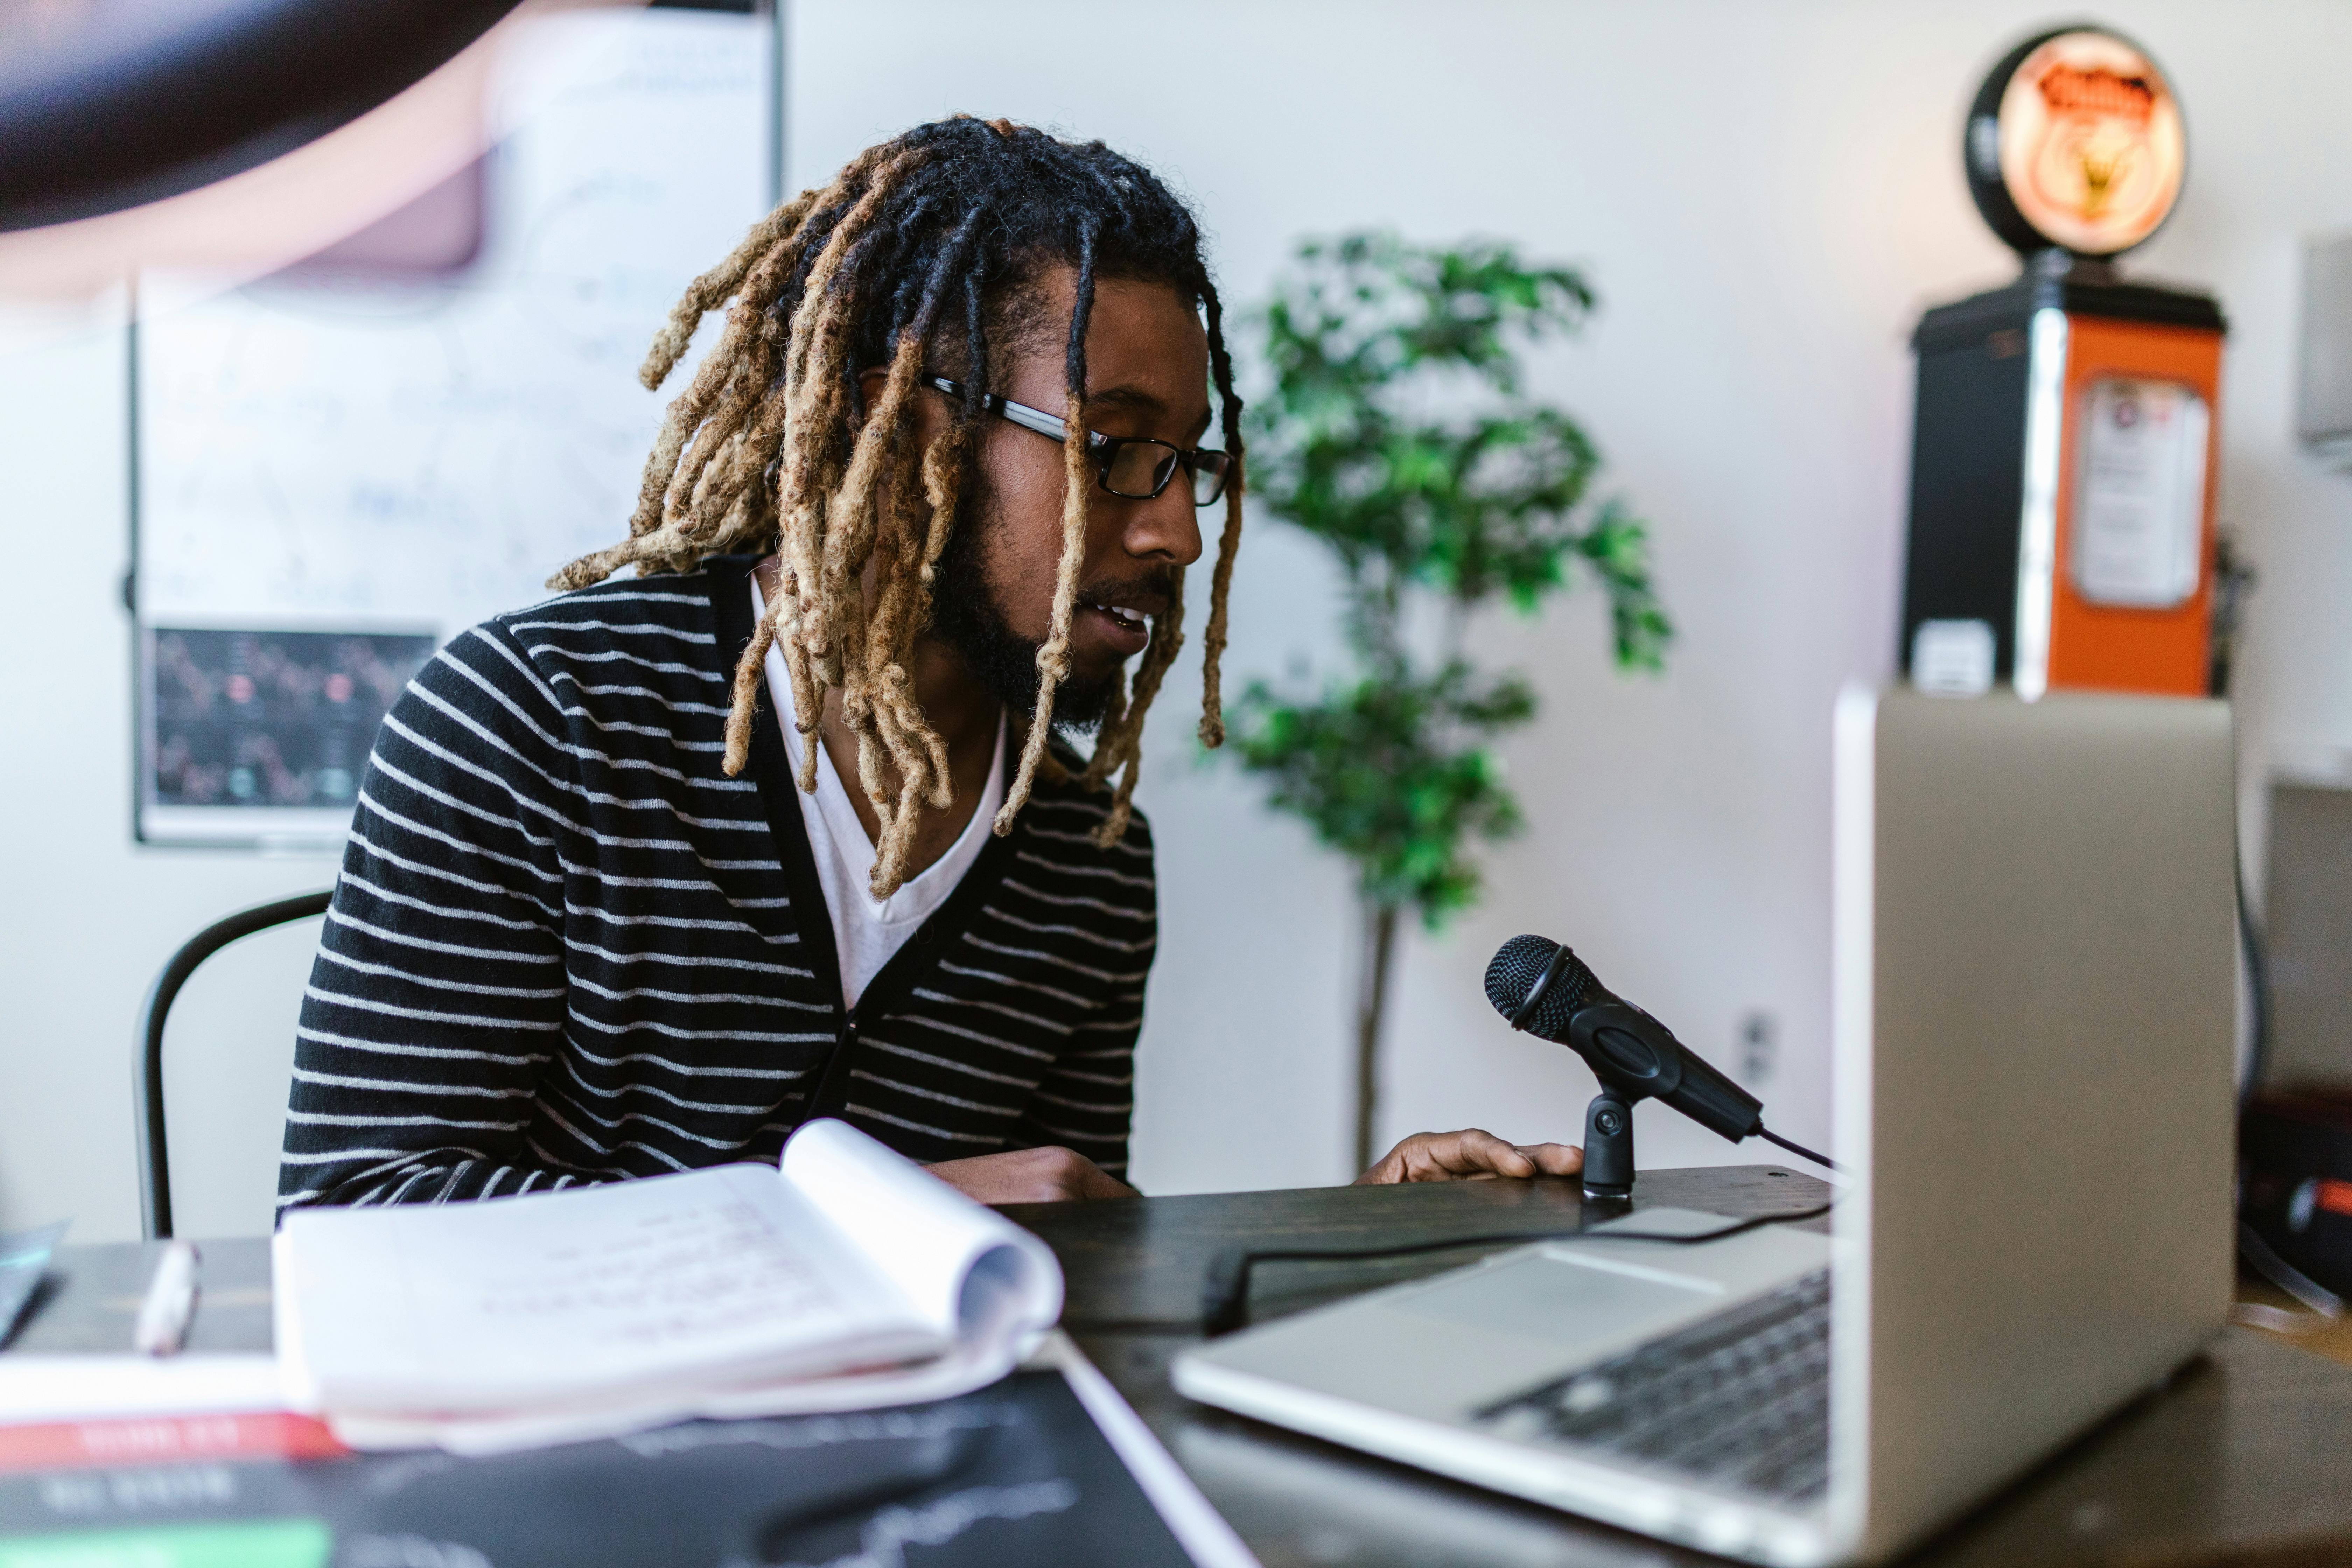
[18,1167,2352,1568]
[1005,1168,2352,1568]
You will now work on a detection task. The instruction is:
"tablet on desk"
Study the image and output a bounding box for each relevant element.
[0,1333,1255,1568]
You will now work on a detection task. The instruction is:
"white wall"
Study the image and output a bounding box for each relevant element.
[6,0,2350,1237]
[0,294,340,1241]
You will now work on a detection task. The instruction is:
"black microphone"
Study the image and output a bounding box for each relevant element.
[1484,933,1786,1198]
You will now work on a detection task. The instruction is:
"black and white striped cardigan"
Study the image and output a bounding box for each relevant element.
[276,554,1154,1211]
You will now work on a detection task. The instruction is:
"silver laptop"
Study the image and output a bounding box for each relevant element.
[1173,687,2237,1566]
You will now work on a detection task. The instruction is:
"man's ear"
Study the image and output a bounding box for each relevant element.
[855,364,948,447]
[855,365,890,423]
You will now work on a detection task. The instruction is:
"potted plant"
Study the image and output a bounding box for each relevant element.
[1227,233,1671,1171]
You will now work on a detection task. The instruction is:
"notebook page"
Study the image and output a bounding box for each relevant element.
[780,1120,1063,1342]
[278,1162,940,1416]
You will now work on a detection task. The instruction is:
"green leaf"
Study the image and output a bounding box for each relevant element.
[1222,232,1673,927]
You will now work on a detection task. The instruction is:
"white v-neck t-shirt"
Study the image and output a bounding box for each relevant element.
[752,580,1006,1010]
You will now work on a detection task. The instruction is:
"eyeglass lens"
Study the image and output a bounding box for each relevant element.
[1101,441,1177,501]
[1188,450,1232,506]
[1099,440,1230,506]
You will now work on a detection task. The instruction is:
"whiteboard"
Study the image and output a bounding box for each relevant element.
[132,4,777,847]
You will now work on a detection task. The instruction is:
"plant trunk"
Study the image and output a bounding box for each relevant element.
[1354,897,1401,1174]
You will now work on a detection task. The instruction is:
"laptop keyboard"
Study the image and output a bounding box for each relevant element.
[1472,1267,1832,1505]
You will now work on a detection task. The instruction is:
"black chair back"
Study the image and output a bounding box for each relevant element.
[135,890,332,1239]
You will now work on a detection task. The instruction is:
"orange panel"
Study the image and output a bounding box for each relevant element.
[2045,314,2223,695]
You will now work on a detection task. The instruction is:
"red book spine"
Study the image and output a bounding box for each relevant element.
[0,1413,346,1473]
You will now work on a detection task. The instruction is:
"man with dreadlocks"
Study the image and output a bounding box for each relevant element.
[279,117,1580,1212]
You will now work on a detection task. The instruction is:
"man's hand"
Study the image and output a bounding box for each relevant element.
[926,1145,1138,1204]
[1356,1128,1583,1185]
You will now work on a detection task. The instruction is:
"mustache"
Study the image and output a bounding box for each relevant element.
[1074,565,1182,612]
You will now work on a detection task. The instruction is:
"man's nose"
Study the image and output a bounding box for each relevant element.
[1111,475,1204,567]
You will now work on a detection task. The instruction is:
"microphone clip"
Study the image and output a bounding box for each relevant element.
[1581,1090,1637,1203]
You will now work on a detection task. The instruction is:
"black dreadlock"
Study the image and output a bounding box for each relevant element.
[550,115,1245,896]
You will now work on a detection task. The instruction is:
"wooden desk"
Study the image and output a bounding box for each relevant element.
[16,1167,2352,1567]
[1004,1166,2352,1568]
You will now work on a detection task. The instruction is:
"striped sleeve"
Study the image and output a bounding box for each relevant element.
[276,625,588,1212]
[1002,1015,1141,1179]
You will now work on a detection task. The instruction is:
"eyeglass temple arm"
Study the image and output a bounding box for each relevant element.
[926,376,1107,449]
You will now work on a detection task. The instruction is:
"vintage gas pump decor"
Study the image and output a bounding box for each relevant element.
[1902,26,2225,699]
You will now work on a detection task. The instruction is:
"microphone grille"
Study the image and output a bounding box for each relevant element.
[1484,934,1597,1038]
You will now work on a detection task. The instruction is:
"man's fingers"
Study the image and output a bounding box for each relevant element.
[1519,1141,1584,1176]
[1404,1129,1535,1181]
[1442,1129,1536,1177]
[1402,1133,1473,1180]
[1356,1130,1581,1185]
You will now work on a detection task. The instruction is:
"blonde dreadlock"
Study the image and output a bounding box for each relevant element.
[550,117,1246,896]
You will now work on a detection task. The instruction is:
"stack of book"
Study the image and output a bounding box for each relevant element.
[0,1125,1258,1566]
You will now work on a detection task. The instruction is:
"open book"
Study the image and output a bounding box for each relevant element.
[273,1120,1062,1452]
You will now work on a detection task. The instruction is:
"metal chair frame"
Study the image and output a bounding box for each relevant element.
[133,890,332,1240]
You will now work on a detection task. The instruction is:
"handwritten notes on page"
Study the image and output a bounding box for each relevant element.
[273,1122,1070,1452]
[277,1163,939,1419]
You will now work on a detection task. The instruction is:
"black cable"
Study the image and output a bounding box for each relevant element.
[1756,1125,1842,1175]
[2235,852,2269,1113]
[2205,536,2310,1328]
[2234,1221,2343,1319]
[1198,1200,1835,1337]
[2226,841,2316,1332]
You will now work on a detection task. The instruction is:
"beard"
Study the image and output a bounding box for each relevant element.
[924,496,1171,737]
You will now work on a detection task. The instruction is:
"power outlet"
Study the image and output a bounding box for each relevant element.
[1739,1010,1778,1085]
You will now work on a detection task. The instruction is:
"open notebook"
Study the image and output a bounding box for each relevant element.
[273,1120,1063,1452]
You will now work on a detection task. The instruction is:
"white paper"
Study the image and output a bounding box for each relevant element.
[275,1120,1066,1450]
[2071,378,2208,608]
[0,1356,287,1423]
[340,1334,1023,1455]
[782,1119,1064,1339]
[278,1159,937,1417]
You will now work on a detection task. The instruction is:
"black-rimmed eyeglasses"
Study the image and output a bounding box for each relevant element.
[926,376,1233,506]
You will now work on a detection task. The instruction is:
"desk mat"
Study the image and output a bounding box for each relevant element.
[0,1369,1192,1568]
